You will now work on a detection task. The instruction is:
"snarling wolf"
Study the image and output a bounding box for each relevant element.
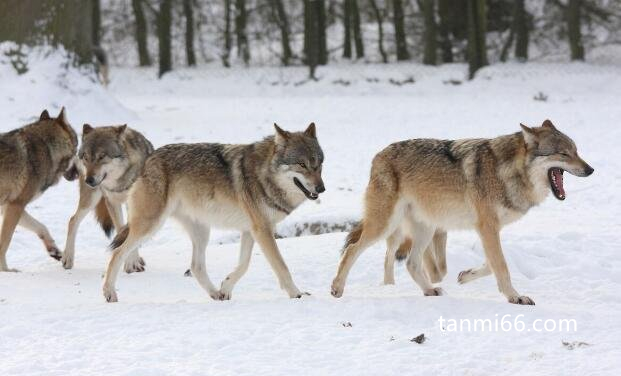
[0,108,78,272]
[332,120,594,305]
[61,124,153,271]
[102,123,325,302]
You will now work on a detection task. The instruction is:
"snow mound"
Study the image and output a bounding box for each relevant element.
[0,42,135,128]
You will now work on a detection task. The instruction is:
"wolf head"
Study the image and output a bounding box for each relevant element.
[521,120,594,201]
[272,123,325,200]
[37,108,79,181]
[77,124,129,188]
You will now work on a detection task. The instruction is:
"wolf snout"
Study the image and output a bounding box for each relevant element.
[63,164,79,181]
[85,176,97,187]
[316,183,326,194]
[584,165,594,176]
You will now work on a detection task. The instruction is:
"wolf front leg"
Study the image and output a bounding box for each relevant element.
[62,184,102,269]
[475,213,534,305]
[0,203,25,272]
[250,221,306,299]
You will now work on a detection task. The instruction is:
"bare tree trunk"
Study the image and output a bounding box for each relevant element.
[567,0,584,61]
[270,0,293,66]
[499,25,514,62]
[235,0,250,65]
[467,0,487,79]
[222,0,232,67]
[305,0,323,79]
[513,0,528,61]
[92,0,101,46]
[132,0,151,66]
[392,0,409,60]
[437,0,452,63]
[343,0,352,58]
[422,0,437,65]
[304,0,311,63]
[369,0,387,63]
[158,0,172,78]
[0,0,94,66]
[317,0,328,65]
[351,0,364,58]
[183,0,196,66]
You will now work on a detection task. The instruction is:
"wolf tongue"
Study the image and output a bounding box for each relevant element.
[554,169,565,196]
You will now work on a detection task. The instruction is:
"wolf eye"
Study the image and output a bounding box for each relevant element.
[298,162,307,169]
[559,152,570,157]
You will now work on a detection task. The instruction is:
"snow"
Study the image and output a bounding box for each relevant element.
[1,51,621,375]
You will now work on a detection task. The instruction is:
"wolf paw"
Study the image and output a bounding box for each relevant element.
[124,256,146,274]
[61,254,74,270]
[508,295,535,305]
[424,287,444,296]
[209,290,227,301]
[103,287,118,303]
[47,246,62,261]
[219,291,232,301]
[457,269,475,284]
[292,291,311,299]
[331,287,343,298]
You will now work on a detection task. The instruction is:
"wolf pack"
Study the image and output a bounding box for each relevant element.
[0,108,594,305]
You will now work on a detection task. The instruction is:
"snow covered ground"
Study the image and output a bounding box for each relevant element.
[1,57,621,375]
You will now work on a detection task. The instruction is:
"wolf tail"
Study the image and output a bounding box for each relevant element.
[341,221,363,254]
[394,238,412,262]
[95,198,114,238]
[109,226,129,250]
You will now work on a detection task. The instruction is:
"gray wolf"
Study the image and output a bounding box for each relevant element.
[61,124,153,271]
[102,123,325,302]
[0,108,78,272]
[332,120,594,305]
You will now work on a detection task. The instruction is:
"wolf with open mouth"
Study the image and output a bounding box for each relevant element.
[332,119,593,305]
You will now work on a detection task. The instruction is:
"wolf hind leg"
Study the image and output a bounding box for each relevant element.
[220,231,254,300]
[17,210,61,261]
[103,182,167,302]
[105,200,145,274]
[405,221,442,296]
[331,191,403,298]
[176,215,223,301]
[423,231,448,283]
[383,229,405,285]
[103,228,148,303]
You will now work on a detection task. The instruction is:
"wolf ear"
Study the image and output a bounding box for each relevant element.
[520,123,538,147]
[39,110,51,121]
[83,123,94,135]
[304,122,317,139]
[116,124,127,135]
[56,107,68,125]
[274,123,290,145]
[541,119,556,130]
